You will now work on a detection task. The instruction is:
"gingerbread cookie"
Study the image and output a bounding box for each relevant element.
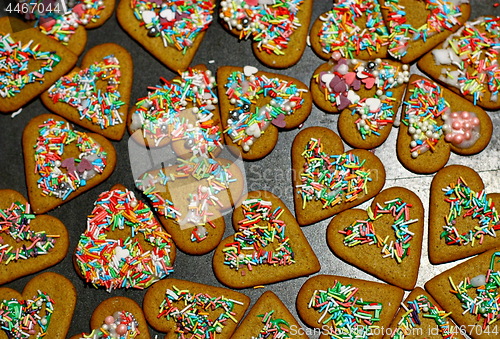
[74,184,176,291]
[69,296,150,339]
[22,113,117,214]
[128,65,222,158]
[396,75,492,174]
[0,189,68,285]
[309,0,390,61]
[426,248,500,339]
[327,187,424,290]
[135,156,245,255]
[218,0,313,68]
[231,290,308,339]
[297,274,404,339]
[0,272,77,338]
[291,126,386,226]
[418,16,500,110]
[217,65,312,161]
[117,0,215,72]
[428,165,500,264]
[213,190,320,289]
[0,16,77,114]
[381,0,471,63]
[41,43,133,141]
[143,278,250,338]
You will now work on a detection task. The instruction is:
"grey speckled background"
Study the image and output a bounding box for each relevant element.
[1,1,500,338]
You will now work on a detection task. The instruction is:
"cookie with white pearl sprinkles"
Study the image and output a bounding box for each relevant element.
[291,126,386,226]
[381,0,471,63]
[0,272,77,338]
[69,297,150,339]
[428,165,500,265]
[212,190,320,289]
[0,17,78,114]
[116,0,215,72]
[22,114,117,214]
[218,0,313,69]
[74,184,176,292]
[418,16,500,110]
[0,189,69,285]
[41,43,133,141]
[426,248,500,339]
[217,65,312,161]
[396,75,492,174]
[142,278,250,338]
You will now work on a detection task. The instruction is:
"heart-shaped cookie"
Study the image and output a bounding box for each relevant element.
[135,156,245,255]
[418,16,500,110]
[117,0,215,72]
[74,184,176,291]
[426,248,500,339]
[217,65,312,160]
[429,165,500,264]
[128,65,223,158]
[291,126,386,226]
[0,17,78,113]
[327,187,424,290]
[396,75,492,174]
[296,274,404,339]
[22,113,117,214]
[0,189,69,285]
[213,190,320,289]
[143,278,250,338]
[219,0,313,68]
[231,290,309,339]
[309,0,390,61]
[0,272,77,338]
[41,43,133,140]
[381,0,471,63]
[69,296,150,339]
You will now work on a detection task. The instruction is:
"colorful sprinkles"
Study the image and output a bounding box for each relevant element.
[223,198,294,274]
[223,67,306,152]
[80,311,140,338]
[296,138,372,210]
[158,286,244,337]
[449,251,500,330]
[75,188,174,291]
[48,55,124,129]
[339,198,417,264]
[441,177,500,246]
[219,0,303,56]
[0,291,54,338]
[256,311,291,339]
[391,294,454,339]
[0,200,58,265]
[0,34,61,98]
[34,119,107,200]
[317,0,389,58]
[308,280,382,338]
[131,0,214,52]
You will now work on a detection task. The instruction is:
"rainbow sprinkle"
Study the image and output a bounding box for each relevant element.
[158,286,243,337]
[296,138,372,210]
[219,0,303,56]
[0,34,61,98]
[340,198,417,264]
[317,0,389,58]
[75,188,174,291]
[79,311,140,338]
[34,119,107,200]
[0,201,58,265]
[131,0,214,52]
[308,280,382,338]
[223,198,294,273]
[256,311,291,339]
[0,291,54,338]
[441,178,500,246]
[48,55,124,129]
